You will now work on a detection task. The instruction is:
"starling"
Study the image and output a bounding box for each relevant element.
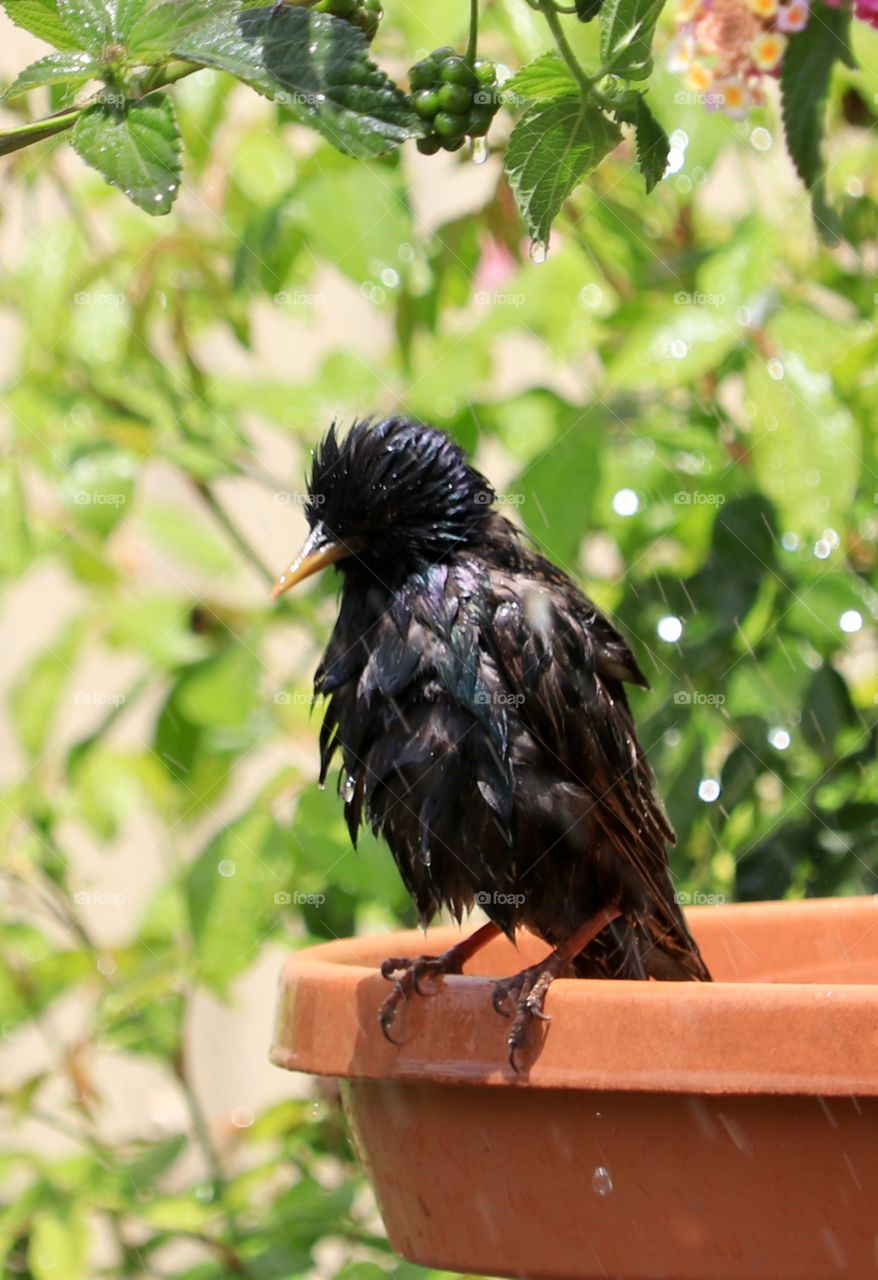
[273,418,711,1066]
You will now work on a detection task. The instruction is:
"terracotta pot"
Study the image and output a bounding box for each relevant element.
[271,897,878,1280]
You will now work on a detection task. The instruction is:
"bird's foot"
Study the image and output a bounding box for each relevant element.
[378,952,465,1042]
[492,953,567,1071]
[377,920,502,1044]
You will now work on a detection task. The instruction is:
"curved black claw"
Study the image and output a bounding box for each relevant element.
[378,952,464,1042]
[491,960,562,1071]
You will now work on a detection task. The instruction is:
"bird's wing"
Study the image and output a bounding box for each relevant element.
[479,565,706,975]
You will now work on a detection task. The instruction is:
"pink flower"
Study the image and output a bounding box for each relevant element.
[855,0,878,26]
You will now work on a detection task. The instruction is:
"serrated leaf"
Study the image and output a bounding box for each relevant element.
[1,51,98,102]
[505,96,621,246]
[630,94,668,192]
[599,0,665,80]
[56,0,113,48]
[780,8,852,244]
[174,6,420,159]
[54,0,146,45]
[504,53,577,105]
[72,92,181,215]
[128,0,239,58]
[1,0,81,50]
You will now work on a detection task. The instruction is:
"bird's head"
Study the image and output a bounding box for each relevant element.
[272,417,496,597]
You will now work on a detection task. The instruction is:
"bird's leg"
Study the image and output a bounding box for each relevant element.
[493,906,622,1071]
[379,920,502,1043]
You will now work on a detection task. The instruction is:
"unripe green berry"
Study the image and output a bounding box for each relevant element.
[416,134,442,155]
[439,56,478,89]
[467,105,495,136]
[434,110,467,138]
[437,82,472,114]
[413,88,440,118]
[409,60,435,90]
[474,59,497,85]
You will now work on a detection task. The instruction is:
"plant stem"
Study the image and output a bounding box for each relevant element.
[194,478,277,586]
[0,60,200,160]
[538,1,594,96]
[466,0,479,63]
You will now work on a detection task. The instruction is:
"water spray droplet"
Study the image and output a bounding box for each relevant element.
[342,775,356,803]
[592,1166,613,1196]
[529,240,547,264]
[471,136,488,164]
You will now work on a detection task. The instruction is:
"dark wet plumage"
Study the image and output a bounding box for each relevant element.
[274,417,710,1062]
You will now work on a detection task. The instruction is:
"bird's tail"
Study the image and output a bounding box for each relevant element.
[570,912,711,981]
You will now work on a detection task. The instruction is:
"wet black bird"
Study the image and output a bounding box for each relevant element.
[273,418,710,1064]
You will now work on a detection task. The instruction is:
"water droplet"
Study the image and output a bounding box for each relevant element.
[592,1166,613,1196]
[528,240,547,264]
[840,610,862,634]
[342,775,356,803]
[767,358,784,380]
[670,338,688,359]
[750,126,772,152]
[657,615,683,643]
[698,778,721,803]
[230,1107,254,1128]
[781,531,799,551]
[311,1099,325,1119]
[579,282,603,309]
[218,860,236,877]
[814,539,831,560]
[471,136,488,164]
[612,488,639,517]
[768,727,791,750]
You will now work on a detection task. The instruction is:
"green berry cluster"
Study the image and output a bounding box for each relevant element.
[409,50,500,154]
[314,0,382,40]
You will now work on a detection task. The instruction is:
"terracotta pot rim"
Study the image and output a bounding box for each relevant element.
[271,895,878,1096]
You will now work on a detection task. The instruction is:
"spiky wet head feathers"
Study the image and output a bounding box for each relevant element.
[306,418,496,580]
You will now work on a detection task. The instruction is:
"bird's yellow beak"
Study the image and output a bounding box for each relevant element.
[271,523,360,599]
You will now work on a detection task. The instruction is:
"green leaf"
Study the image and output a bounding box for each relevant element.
[802,666,856,757]
[59,446,136,536]
[1,52,99,102]
[128,0,239,59]
[56,0,114,48]
[503,54,578,105]
[174,7,421,159]
[599,0,665,80]
[1,0,81,51]
[745,351,860,538]
[780,8,853,244]
[629,94,668,193]
[10,621,85,759]
[72,92,181,215]
[29,1206,88,1280]
[505,96,621,246]
[186,811,288,991]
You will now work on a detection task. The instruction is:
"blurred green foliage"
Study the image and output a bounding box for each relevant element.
[2,4,878,1277]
